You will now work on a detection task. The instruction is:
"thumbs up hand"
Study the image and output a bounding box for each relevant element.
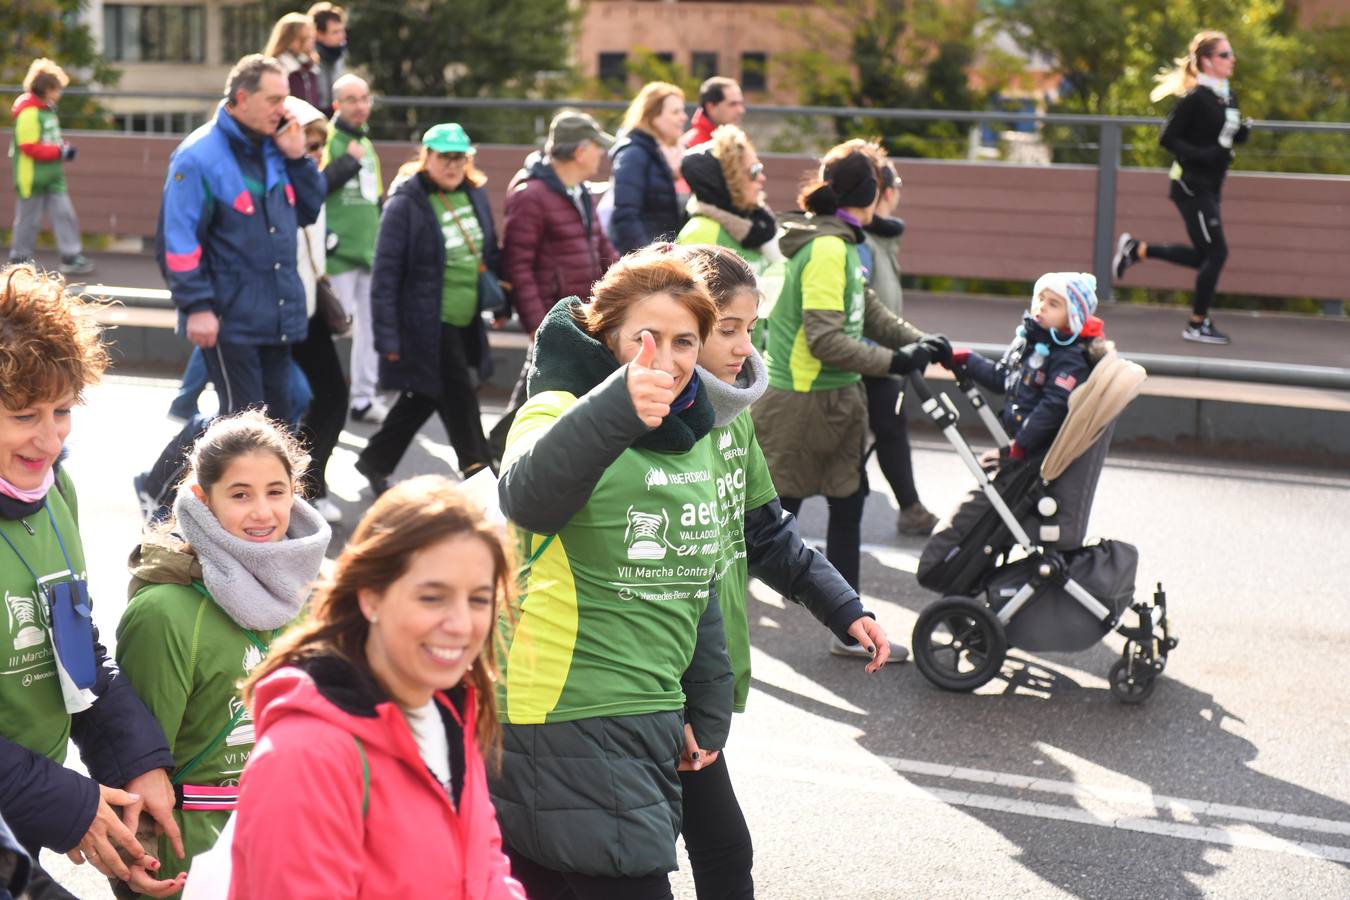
[626,330,677,429]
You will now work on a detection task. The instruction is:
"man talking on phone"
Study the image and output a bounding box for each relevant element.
[134,54,325,521]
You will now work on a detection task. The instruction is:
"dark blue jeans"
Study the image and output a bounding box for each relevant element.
[169,346,312,424]
[142,341,294,506]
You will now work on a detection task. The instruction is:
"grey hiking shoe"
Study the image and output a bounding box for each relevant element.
[898,503,939,536]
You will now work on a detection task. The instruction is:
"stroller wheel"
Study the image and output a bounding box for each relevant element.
[912,597,1007,692]
[1108,658,1156,704]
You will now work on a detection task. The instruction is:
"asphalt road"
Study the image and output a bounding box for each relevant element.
[37,374,1350,899]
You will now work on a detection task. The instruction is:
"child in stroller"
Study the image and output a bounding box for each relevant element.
[907,273,1176,702]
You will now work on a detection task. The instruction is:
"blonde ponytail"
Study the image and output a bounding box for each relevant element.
[1150,30,1228,104]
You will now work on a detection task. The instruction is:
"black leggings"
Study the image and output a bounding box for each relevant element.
[503,844,674,900]
[863,375,919,508]
[290,312,349,499]
[779,481,867,593]
[1146,183,1228,318]
[680,751,754,900]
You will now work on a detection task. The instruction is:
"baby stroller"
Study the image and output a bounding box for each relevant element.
[907,352,1177,703]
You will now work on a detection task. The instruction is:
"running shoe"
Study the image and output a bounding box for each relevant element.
[350,397,390,424]
[828,635,909,664]
[313,496,344,524]
[59,255,96,275]
[354,456,390,497]
[1182,318,1231,345]
[1112,233,1139,280]
[897,503,939,536]
[132,472,171,524]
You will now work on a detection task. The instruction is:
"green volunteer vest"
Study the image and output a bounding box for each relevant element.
[499,390,725,725]
[676,215,764,269]
[322,127,382,274]
[11,101,66,199]
[0,470,86,763]
[116,580,287,883]
[765,235,867,392]
[429,189,483,327]
[708,410,778,712]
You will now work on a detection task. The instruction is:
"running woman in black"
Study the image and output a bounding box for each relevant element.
[1113,30,1249,345]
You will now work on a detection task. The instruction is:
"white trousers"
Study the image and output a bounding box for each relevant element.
[329,267,379,406]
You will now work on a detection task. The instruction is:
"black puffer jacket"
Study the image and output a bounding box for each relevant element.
[608,128,682,253]
[370,172,500,398]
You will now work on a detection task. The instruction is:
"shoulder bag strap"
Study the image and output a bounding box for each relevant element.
[439,192,487,274]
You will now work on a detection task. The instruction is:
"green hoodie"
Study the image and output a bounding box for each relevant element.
[765,213,868,392]
[115,542,289,885]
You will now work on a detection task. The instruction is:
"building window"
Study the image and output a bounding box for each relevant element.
[598,52,628,88]
[653,52,674,65]
[691,52,718,82]
[740,52,768,93]
[222,3,270,63]
[103,5,205,63]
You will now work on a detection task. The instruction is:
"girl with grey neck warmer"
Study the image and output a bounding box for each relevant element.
[673,245,895,900]
[113,411,330,893]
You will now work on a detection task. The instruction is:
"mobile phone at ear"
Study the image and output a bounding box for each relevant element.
[276,114,293,134]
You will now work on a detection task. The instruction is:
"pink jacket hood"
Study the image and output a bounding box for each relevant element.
[229,657,524,900]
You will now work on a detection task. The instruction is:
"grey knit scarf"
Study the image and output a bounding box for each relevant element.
[173,491,331,630]
[697,347,768,428]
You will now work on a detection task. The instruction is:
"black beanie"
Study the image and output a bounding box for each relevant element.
[827,151,878,209]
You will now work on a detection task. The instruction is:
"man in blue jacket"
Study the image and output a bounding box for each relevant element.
[134,54,324,518]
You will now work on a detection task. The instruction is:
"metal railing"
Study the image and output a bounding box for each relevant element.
[12,87,1350,309]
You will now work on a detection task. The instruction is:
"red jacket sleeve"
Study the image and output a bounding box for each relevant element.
[14,106,61,162]
[229,718,365,900]
[501,186,548,335]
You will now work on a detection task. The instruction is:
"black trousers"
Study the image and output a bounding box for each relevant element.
[290,313,349,499]
[679,751,755,900]
[142,341,293,504]
[780,481,867,593]
[503,843,674,900]
[488,339,534,462]
[863,375,919,509]
[1146,183,1228,318]
[358,323,492,478]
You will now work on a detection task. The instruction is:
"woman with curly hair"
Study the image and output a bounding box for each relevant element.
[0,264,183,897]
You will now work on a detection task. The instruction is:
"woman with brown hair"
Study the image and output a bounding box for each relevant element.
[263,12,320,108]
[492,246,733,899]
[608,82,689,253]
[355,124,500,493]
[0,264,183,897]
[754,143,948,614]
[229,475,525,899]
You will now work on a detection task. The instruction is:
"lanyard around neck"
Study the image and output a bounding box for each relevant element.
[0,503,78,587]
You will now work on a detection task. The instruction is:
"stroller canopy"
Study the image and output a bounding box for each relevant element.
[1041,350,1147,483]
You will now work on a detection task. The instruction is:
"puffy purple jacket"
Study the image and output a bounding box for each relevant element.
[502,157,618,335]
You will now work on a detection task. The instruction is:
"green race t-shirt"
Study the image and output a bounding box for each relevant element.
[765,235,867,392]
[0,471,86,763]
[676,215,764,270]
[116,580,286,883]
[429,190,483,327]
[499,390,725,725]
[322,127,382,274]
[709,410,778,713]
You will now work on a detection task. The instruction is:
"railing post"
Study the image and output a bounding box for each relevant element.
[1093,121,1122,302]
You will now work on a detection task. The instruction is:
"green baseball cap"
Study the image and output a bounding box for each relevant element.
[422,122,475,155]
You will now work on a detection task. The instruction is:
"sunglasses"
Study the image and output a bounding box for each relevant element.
[748,162,764,178]
[435,152,469,163]
[1214,51,1234,59]
[306,142,324,153]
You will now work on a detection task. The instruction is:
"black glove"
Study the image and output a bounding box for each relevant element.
[919,333,952,366]
[60,144,77,161]
[890,342,933,375]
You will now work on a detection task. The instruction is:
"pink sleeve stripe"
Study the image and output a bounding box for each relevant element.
[165,246,202,273]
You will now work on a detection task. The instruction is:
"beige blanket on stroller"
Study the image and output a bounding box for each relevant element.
[1042,351,1147,483]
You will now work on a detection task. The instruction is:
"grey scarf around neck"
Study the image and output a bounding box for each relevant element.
[174,491,331,630]
[697,347,768,428]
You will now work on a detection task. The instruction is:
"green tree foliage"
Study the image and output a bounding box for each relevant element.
[779,0,986,157]
[262,0,579,142]
[1,0,119,127]
[990,0,1350,173]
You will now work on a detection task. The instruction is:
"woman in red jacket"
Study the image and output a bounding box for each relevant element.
[230,476,525,900]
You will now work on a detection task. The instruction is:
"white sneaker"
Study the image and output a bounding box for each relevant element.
[314,497,344,524]
[351,397,390,424]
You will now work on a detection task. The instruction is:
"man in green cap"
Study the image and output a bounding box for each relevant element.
[489,110,619,457]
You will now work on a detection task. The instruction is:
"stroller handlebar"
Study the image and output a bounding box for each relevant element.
[909,370,937,403]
